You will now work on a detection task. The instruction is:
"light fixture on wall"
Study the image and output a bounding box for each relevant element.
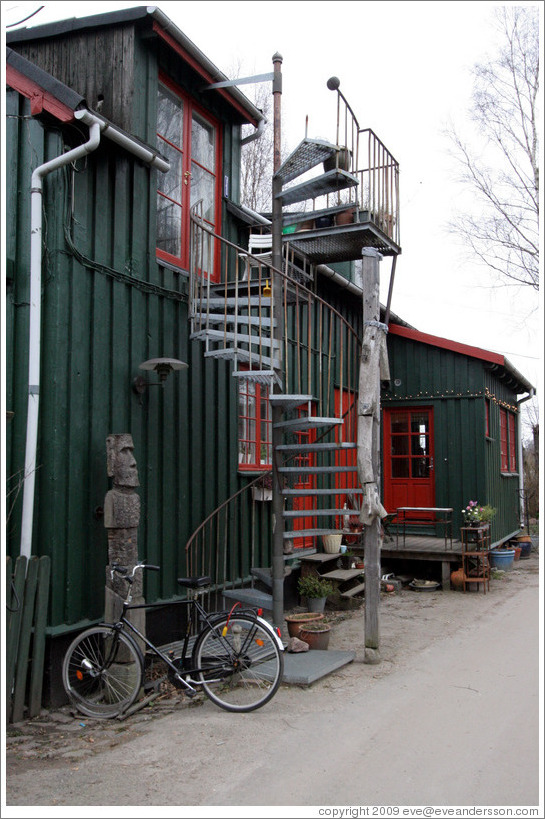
[132,357,188,394]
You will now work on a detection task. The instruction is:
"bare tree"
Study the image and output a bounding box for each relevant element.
[447,6,539,290]
[240,79,274,213]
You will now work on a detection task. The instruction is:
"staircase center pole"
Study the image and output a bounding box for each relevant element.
[271,52,285,628]
[358,248,386,664]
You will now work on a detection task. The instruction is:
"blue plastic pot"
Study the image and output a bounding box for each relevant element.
[489,548,515,570]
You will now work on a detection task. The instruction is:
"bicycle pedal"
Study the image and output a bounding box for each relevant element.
[185,688,197,699]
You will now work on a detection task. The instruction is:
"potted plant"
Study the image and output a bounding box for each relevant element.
[298,575,334,613]
[299,619,331,650]
[284,611,324,639]
[251,472,273,501]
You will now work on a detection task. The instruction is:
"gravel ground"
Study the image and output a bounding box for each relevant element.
[5,547,539,781]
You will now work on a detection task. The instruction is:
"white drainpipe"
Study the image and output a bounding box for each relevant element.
[20,110,170,558]
[20,120,102,558]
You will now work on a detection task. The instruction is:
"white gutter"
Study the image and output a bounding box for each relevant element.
[517,388,536,529]
[20,111,170,558]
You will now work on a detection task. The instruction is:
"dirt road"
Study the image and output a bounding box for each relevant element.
[5,551,541,812]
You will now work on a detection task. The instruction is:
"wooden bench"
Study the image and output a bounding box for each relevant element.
[396,507,454,550]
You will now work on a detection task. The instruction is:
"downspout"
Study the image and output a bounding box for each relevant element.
[241,116,265,147]
[20,119,102,558]
[20,110,170,558]
[517,388,535,529]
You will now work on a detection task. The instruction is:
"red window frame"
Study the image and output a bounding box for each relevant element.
[156,74,221,279]
[238,376,272,471]
[508,411,517,472]
[500,408,517,473]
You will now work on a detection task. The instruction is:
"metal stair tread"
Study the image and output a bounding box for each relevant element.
[193,296,272,308]
[274,138,338,185]
[204,349,280,368]
[283,508,356,517]
[282,488,363,496]
[191,328,280,349]
[277,169,358,207]
[268,394,314,410]
[273,416,343,430]
[283,528,341,538]
[198,314,276,328]
[276,442,356,452]
[278,465,357,473]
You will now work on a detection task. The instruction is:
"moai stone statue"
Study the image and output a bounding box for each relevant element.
[104,434,145,640]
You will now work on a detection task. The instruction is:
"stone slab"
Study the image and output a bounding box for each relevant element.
[282,649,356,685]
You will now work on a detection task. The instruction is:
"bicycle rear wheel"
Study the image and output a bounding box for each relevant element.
[193,615,283,712]
[62,626,144,718]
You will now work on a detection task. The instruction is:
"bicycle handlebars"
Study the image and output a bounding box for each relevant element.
[110,561,161,582]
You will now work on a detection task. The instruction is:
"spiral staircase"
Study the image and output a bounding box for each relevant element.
[186,124,400,616]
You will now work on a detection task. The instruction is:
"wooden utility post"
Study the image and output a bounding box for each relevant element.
[358,249,389,663]
[271,52,285,628]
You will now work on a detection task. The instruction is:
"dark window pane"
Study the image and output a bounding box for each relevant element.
[392,436,409,456]
[392,458,409,478]
[391,414,408,433]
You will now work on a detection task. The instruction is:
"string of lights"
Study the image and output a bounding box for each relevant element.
[382,387,518,413]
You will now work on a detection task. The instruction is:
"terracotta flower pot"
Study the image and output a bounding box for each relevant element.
[284,612,324,639]
[299,625,331,651]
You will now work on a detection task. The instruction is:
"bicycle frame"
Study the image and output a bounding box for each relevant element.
[100,595,283,696]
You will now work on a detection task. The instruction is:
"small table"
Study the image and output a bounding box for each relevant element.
[396,507,454,549]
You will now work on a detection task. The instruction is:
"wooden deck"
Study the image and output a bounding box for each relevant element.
[380,535,463,591]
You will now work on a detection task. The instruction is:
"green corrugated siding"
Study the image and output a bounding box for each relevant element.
[5,89,248,631]
[383,333,521,540]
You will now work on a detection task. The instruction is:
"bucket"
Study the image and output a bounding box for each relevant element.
[322,534,342,554]
[519,540,532,559]
[489,548,515,571]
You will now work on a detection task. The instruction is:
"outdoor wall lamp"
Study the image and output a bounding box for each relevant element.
[132,357,188,394]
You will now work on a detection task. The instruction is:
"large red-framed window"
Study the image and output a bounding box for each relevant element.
[156,76,221,279]
[238,377,272,471]
[500,408,517,473]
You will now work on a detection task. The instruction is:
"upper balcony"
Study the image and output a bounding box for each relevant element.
[274,83,400,264]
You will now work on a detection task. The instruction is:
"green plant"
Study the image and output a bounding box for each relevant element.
[298,575,334,599]
[480,504,497,523]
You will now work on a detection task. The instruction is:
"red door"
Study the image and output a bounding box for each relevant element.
[335,388,359,524]
[291,405,317,549]
[383,407,435,514]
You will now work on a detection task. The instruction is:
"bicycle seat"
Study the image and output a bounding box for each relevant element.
[177,576,211,589]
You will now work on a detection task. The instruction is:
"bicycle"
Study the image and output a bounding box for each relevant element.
[62,562,284,718]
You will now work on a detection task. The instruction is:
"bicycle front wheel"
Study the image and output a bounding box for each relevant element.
[62,626,144,718]
[193,615,283,712]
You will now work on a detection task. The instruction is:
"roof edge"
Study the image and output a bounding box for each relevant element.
[388,324,534,394]
[6,5,264,127]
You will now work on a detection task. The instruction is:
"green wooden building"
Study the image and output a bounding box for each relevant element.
[5,6,533,707]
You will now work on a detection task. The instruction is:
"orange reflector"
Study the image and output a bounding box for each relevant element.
[257,608,263,616]
[255,638,264,647]
[222,626,228,637]
[76,670,84,680]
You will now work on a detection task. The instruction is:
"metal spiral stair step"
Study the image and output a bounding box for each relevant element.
[282,488,363,496]
[273,416,343,430]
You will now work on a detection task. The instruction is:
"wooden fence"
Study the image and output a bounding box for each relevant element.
[6,555,51,723]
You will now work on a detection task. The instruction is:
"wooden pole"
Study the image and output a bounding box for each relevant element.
[358,248,388,663]
[271,52,285,628]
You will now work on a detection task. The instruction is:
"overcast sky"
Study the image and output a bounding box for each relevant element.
[3,0,542,406]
